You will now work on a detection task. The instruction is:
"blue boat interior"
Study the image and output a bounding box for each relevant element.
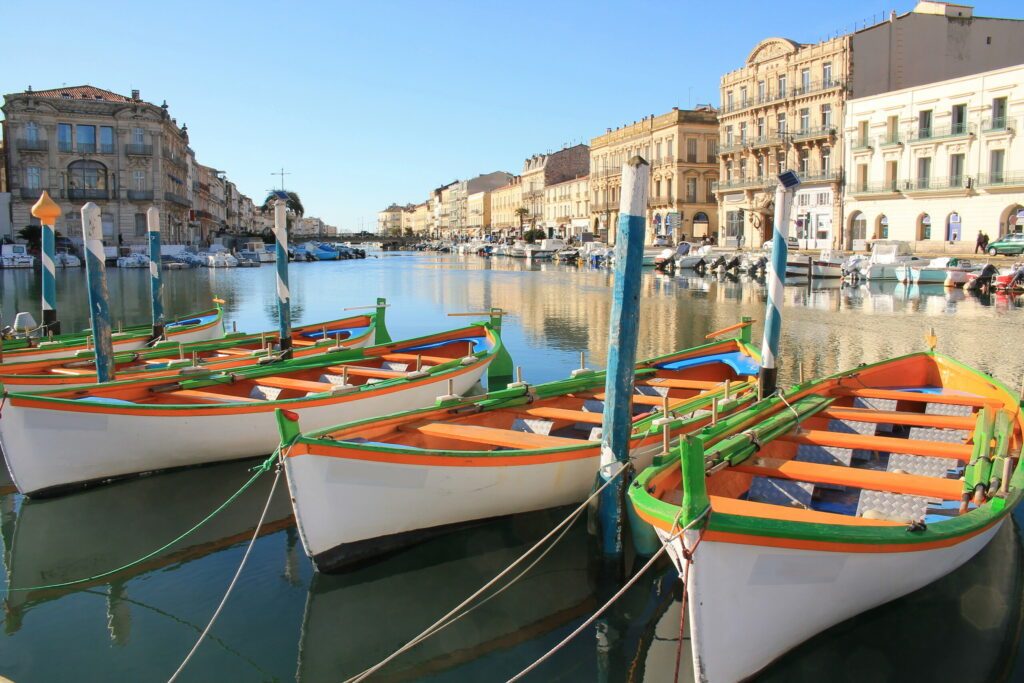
[656,351,759,376]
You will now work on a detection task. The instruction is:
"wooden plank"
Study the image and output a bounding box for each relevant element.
[405,422,584,450]
[381,352,458,366]
[326,365,406,379]
[254,376,335,393]
[732,456,961,500]
[780,429,972,462]
[638,378,721,390]
[710,495,902,526]
[591,392,664,406]
[833,387,992,408]
[49,368,94,376]
[821,406,975,430]
[291,339,317,347]
[510,406,605,425]
[172,389,261,403]
[213,347,257,356]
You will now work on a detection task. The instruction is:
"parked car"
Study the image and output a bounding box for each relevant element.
[987,233,1024,256]
[762,236,800,251]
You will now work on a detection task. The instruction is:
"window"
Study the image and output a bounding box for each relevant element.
[100,126,114,154]
[949,153,964,186]
[687,138,697,162]
[654,179,661,198]
[705,178,715,201]
[919,214,932,240]
[655,141,663,161]
[798,193,810,207]
[857,164,868,191]
[757,80,765,101]
[756,117,765,138]
[135,213,147,236]
[821,147,831,175]
[725,160,733,181]
[822,62,832,86]
[851,212,867,241]
[133,170,146,191]
[886,160,898,190]
[76,125,96,153]
[739,86,748,105]
[776,112,787,134]
[725,126,733,145]
[799,149,809,174]
[686,178,697,203]
[726,211,744,238]
[739,122,747,143]
[917,157,932,189]
[991,97,1008,129]
[821,104,832,128]
[727,91,734,109]
[67,160,108,194]
[666,178,673,200]
[951,104,967,134]
[132,127,145,145]
[58,123,72,152]
[879,215,889,239]
[800,68,810,94]
[26,166,41,189]
[757,156,766,179]
[25,122,39,142]
[857,120,869,146]
[778,74,787,97]
[990,149,1005,182]
[102,214,115,239]
[776,150,786,174]
[739,158,747,178]
[799,108,810,133]
[918,110,933,139]
[947,212,962,241]
[885,115,899,144]
[706,139,717,159]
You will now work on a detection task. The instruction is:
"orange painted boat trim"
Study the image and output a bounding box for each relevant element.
[708,495,902,527]
[833,387,993,408]
[401,422,586,450]
[639,378,722,390]
[820,406,976,431]
[297,441,605,467]
[510,406,605,425]
[779,429,972,461]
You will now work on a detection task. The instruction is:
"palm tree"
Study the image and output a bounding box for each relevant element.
[262,191,305,218]
[514,207,528,234]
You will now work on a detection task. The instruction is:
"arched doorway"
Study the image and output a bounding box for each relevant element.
[917,213,932,241]
[946,212,962,242]
[876,214,889,240]
[693,211,709,240]
[1000,204,1023,236]
[848,211,866,247]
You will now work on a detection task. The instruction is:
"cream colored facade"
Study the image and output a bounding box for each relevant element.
[376,204,404,235]
[520,145,589,232]
[466,191,490,234]
[543,176,590,239]
[406,202,430,234]
[590,107,719,245]
[717,36,849,249]
[490,176,523,234]
[844,63,1024,250]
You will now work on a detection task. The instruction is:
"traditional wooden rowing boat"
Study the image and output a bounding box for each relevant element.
[0,309,385,392]
[0,305,226,364]
[628,350,1023,683]
[275,329,761,571]
[0,318,511,497]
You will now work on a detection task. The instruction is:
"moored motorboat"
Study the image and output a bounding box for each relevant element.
[628,350,1023,683]
[898,256,970,285]
[786,249,845,278]
[0,319,511,497]
[274,328,761,571]
[851,240,925,281]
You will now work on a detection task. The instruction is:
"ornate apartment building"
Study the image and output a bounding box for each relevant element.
[520,144,589,232]
[717,37,849,249]
[590,107,719,245]
[543,175,590,239]
[490,176,523,234]
[377,203,406,234]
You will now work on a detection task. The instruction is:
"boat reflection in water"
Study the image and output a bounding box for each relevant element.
[1,459,293,635]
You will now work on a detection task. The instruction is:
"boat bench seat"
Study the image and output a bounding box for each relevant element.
[820,407,976,431]
[401,421,585,450]
[173,389,262,403]
[212,347,256,357]
[253,376,335,393]
[380,352,457,366]
[833,387,992,409]
[49,368,95,376]
[710,495,901,526]
[780,429,972,462]
[511,406,605,425]
[639,378,723,391]
[291,339,318,348]
[326,365,407,379]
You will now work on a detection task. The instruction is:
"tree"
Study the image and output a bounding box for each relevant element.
[514,207,528,232]
[523,228,546,243]
[17,225,41,251]
[261,191,305,233]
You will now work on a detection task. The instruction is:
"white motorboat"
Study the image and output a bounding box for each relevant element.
[786,249,846,278]
[203,248,239,268]
[852,241,927,281]
[898,257,971,285]
[525,238,564,261]
[54,251,81,267]
[1,244,35,269]
[509,240,529,258]
[116,252,150,268]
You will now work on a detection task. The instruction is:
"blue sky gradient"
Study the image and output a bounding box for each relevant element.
[2,0,1021,230]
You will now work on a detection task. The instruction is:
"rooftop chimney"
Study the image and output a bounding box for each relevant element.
[131,89,140,101]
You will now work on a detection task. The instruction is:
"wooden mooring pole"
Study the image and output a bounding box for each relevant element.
[81,202,116,382]
[759,170,801,398]
[31,192,62,335]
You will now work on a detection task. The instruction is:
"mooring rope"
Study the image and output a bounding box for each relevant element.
[167,457,283,682]
[507,507,711,683]
[344,461,631,683]
[1,451,279,595]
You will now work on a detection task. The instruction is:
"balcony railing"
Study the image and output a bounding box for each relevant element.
[851,136,872,151]
[126,143,153,156]
[99,143,115,154]
[719,80,844,114]
[17,139,48,152]
[648,196,673,207]
[909,123,973,142]
[901,175,972,192]
[127,190,154,201]
[58,141,73,153]
[792,126,836,141]
[653,155,674,166]
[719,141,743,155]
[164,191,189,207]
[76,143,97,154]
[848,181,901,196]
[593,202,617,212]
[797,169,842,184]
[713,177,773,192]
[163,151,187,168]
[67,188,109,200]
[876,132,903,147]
[19,187,44,199]
[982,117,1014,134]
[977,171,1024,188]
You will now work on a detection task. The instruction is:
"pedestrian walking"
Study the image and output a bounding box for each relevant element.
[975,231,985,253]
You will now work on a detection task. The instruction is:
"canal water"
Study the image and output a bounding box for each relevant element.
[1,252,1023,682]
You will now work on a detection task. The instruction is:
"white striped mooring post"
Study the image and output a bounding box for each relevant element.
[31,191,62,334]
[80,202,116,382]
[759,170,801,397]
[273,195,293,358]
[147,207,165,339]
[597,155,650,557]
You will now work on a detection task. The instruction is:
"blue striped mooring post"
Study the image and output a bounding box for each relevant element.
[273,194,293,358]
[759,169,801,398]
[597,155,650,556]
[147,207,165,339]
[31,191,62,334]
[80,202,116,382]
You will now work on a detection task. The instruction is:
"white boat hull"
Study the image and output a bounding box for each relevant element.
[0,361,488,496]
[785,261,844,279]
[658,520,1003,683]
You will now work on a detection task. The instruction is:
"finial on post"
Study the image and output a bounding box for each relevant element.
[31,191,62,334]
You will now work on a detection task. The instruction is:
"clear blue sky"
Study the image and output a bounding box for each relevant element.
[2,0,1021,231]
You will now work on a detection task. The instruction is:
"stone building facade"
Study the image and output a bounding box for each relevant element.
[543,175,590,239]
[590,107,718,245]
[490,176,523,235]
[376,203,405,234]
[520,144,589,232]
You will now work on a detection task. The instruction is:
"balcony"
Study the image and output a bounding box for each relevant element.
[126,143,153,156]
[976,171,1024,190]
[648,196,673,207]
[713,177,773,193]
[164,191,190,207]
[901,175,972,196]
[66,188,109,200]
[909,123,973,143]
[798,169,842,184]
[17,138,48,152]
[982,117,1015,134]
[523,189,543,200]
[653,155,674,166]
[851,136,872,151]
[163,151,187,168]
[876,132,903,147]
[19,187,44,199]
[848,181,901,197]
[719,141,743,155]
[58,141,74,153]
[76,143,97,154]
[593,202,617,213]
[746,135,774,149]
[792,126,836,142]
[789,79,844,98]
[128,190,155,201]
[99,144,116,154]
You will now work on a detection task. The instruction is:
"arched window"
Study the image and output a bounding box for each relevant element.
[850,211,866,241]
[693,211,709,223]
[946,212,962,241]
[67,160,108,199]
[918,214,932,240]
[877,215,889,239]
[1001,204,1023,236]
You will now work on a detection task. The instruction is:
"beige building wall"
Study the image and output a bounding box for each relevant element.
[590,107,719,245]
[844,63,1024,251]
[543,176,590,239]
[376,204,404,234]
[490,176,523,234]
[717,36,849,249]
[466,191,490,234]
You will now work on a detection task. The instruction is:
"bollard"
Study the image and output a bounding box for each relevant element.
[273,196,293,359]
[31,192,62,334]
[597,155,650,557]
[759,170,801,398]
[81,203,115,382]
[146,207,165,339]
